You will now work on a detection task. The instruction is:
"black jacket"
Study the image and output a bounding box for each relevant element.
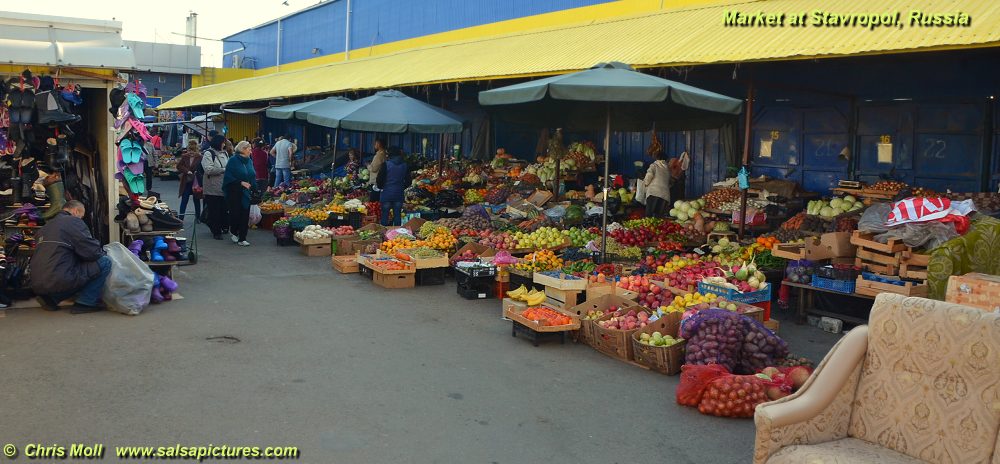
[29,211,105,295]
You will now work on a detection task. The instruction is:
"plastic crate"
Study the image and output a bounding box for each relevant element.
[811,275,856,294]
[348,211,364,229]
[275,236,295,247]
[415,267,446,286]
[457,281,494,299]
[697,281,771,304]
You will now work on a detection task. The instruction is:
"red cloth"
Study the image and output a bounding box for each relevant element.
[150,135,162,150]
[251,148,269,180]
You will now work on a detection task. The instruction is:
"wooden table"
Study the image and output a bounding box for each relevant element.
[781,280,874,326]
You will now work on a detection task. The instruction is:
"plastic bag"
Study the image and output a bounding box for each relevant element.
[737,318,790,374]
[857,203,891,234]
[676,364,730,407]
[544,205,566,221]
[698,374,768,418]
[248,204,262,226]
[874,221,959,250]
[886,197,975,227]
[681,309,746,372]
[384,228,414,241]
[102,242,154,315]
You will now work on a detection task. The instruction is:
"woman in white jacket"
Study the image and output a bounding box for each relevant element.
[642,152,671,217]
[201,135,230,240]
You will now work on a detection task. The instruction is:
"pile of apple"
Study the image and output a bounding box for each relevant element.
[660,261,725,291]
[586,273,611,284]
[617,276,672,309]
[479,231,514,250]
[330,225,355,236]
[638,331,683,347]
[582,309,607,320]
[609,221,689,246]
[597,308,651,330]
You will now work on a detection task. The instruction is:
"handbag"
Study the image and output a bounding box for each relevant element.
[191,176,204,199]
[249,187,263,205]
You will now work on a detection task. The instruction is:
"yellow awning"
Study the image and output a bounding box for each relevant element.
[161,0,1000,109]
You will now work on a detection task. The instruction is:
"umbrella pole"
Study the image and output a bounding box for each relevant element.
[738,83,754,240]
[333,127,340,175]
[601,104,611,261]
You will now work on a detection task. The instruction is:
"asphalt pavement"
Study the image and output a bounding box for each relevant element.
[0,180,841,463]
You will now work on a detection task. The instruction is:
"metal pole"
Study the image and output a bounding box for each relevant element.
[345,0,352,60]
[738,83,754,240]
[601,104,611,261]
[333,127,340,177]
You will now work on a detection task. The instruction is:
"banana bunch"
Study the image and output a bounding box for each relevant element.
[506,285,546,306]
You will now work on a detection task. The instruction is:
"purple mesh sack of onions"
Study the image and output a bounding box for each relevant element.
[682,309,746,373]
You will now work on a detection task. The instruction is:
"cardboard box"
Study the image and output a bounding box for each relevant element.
[946,273,1000,312]
[804,232,857,260]
[450,242,497,262]
[398,248,449,269]
[294,234,331,246]
[300,243,332,257]
[373,271,415,289]
[402,217,427,235]
[333,234,359,256]
[763,319,780,334]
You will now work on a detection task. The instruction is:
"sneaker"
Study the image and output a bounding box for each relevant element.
[70,302,106,314]
[237,240,250,247]
[231,234,239,243]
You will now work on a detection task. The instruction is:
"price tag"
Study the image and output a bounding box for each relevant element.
[514,181,521,186]
[693,248,706,255]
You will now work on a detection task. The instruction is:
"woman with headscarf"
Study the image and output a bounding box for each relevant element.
[201,135,230,239]
[223,140,256,246]
[176,139,202,222]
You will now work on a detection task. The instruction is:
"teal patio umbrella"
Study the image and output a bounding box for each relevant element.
[265,99,323,119]
[479,62,743,259]
[305,90,464,134]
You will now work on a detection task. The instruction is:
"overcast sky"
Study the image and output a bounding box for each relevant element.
[5,0,321,67]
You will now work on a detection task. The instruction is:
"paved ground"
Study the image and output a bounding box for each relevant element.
[0,180,841,464]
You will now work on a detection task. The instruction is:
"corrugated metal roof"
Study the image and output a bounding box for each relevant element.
[161,0,1000,109]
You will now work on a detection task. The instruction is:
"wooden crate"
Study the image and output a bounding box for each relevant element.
[850,231,907,253]
[503,304,580,332]
[855,275,928,297]
[772,244,806,260]
[332,254,360,274]
[763,319,780,334]
[630,312,685,375]
[533,272,588,291]
[585,281,614,300]
[899,250,929,280]
[543,286,583,310]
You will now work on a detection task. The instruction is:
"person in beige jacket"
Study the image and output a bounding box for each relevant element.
[642,152,671,217]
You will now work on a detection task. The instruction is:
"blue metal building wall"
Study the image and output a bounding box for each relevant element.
[133,72,187,101]
[223,0,613,69]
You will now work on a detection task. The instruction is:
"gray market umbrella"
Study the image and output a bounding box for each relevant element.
[265,99,325,119]
[305,90,465,134]
[291,96,351,120]
[479,62,743,258]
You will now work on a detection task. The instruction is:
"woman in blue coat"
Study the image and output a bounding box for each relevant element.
[223,140,257,246]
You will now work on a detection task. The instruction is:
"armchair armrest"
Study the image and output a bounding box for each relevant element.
[753,326,868,464]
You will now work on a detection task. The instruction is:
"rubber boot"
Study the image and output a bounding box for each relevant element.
[165,237,181,253]
[41,181,65,220]
[150,285,164,303]
[160,275,178,293]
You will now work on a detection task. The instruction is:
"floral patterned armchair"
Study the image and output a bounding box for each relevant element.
[754,293,1000,464]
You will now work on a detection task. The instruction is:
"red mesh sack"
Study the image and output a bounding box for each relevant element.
[676,363,730,407]
[697,374,768,418]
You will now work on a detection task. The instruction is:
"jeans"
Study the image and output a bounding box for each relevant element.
[380,201,403,227]
[273,168,292,188]
[179,181,202,220]
[47,256,112,306]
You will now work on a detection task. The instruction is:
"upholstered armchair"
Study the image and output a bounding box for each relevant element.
[754,293,1000,464]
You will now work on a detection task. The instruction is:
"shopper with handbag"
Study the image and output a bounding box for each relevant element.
[176,139,202,222]
[642,151,671,217]
[201,135,230,240]
[223,140,257,246]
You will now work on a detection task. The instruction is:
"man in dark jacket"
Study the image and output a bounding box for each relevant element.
[30,200,110,314]
[376,148,409,226]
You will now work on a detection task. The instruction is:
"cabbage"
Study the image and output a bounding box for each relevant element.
[829,198,843,209]
[843,195,857,203]
[677,211,689,221]
[820,206,835,217]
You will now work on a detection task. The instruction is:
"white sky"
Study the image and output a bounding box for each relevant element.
[5,0,321,67]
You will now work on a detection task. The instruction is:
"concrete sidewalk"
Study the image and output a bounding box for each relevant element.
[0,181,841,463]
